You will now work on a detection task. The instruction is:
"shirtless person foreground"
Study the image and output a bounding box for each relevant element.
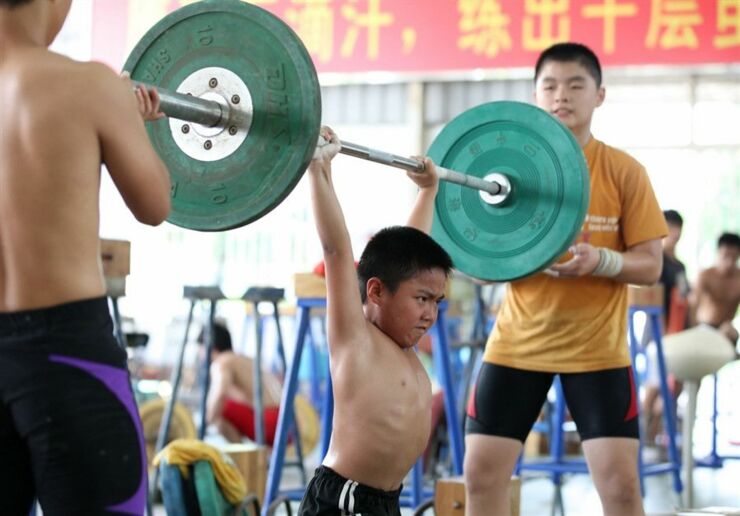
[692,232,740,350]
[297,127,452,516]
[0,0,169,513]
[202,322,284,445]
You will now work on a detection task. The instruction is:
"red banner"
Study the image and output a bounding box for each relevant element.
[93,0,740,73]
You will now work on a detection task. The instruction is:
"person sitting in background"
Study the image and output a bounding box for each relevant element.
[200,322,284,444]
[691,232,740,352]
[660,210,691,333]
[642,209,690,444]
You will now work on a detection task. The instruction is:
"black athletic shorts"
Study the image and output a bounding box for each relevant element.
[466,362,639,442]
[298,465,402,516]
[0,297,146,515]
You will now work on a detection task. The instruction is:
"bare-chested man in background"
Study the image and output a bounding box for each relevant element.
[0,0,169,513]
[297,127,452,515]
[692,232,740,351]
[202,321,284,445]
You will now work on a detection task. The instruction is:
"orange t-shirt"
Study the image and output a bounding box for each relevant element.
[483,137,668,373]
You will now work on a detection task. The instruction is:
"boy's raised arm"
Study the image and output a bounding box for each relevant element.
[308,127,367,348]
[405,157,439,234]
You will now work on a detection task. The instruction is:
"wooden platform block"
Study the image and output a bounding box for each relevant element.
[435,475,520,516]
[523,428,547,458]
[294,272,327,298]
[100,239,131,278]
[217,443,268,504]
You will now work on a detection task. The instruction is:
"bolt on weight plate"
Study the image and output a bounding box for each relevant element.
[429,101,590,282]
[123,0,322,231]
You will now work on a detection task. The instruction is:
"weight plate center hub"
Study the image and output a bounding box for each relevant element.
[170,66,253,162]
[479,172,512,206]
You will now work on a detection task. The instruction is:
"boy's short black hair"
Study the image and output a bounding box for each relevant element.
[535,42,603,88]
[357,226,453,303]
[718,232,740,250]
[0,0,33,8]
[198,321,232,352]
[663,209,684,227]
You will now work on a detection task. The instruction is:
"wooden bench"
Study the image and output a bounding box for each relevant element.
[218,443,268,505]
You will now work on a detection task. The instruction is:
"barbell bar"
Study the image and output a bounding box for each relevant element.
[123,0,589,282]
[133,80,226,128]
[133,80,508,199]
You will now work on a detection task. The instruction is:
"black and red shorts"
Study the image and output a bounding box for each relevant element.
[466,362,639,442]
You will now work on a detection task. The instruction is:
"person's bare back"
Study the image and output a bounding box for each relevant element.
[693,235,740,345]
[0,33,169,311]
[695,267,740,328]
[0,3,170,512]
[201,322,286,444]
[210,351,283,409]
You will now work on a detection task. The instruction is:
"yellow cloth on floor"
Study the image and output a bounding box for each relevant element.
[153,438,247,505]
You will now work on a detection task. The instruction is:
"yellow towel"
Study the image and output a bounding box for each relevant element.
[153,438,247,505]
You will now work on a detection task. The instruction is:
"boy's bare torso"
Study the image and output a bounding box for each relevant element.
[307,126,442,495]
[323,321,432,491]
[696,267,740,328]
[0,48,106,311]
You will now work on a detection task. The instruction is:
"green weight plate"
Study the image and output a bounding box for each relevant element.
[124,0,321,231]
[429,101,589,282]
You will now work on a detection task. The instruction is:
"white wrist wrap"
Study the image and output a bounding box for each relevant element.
[592,247,624,278]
